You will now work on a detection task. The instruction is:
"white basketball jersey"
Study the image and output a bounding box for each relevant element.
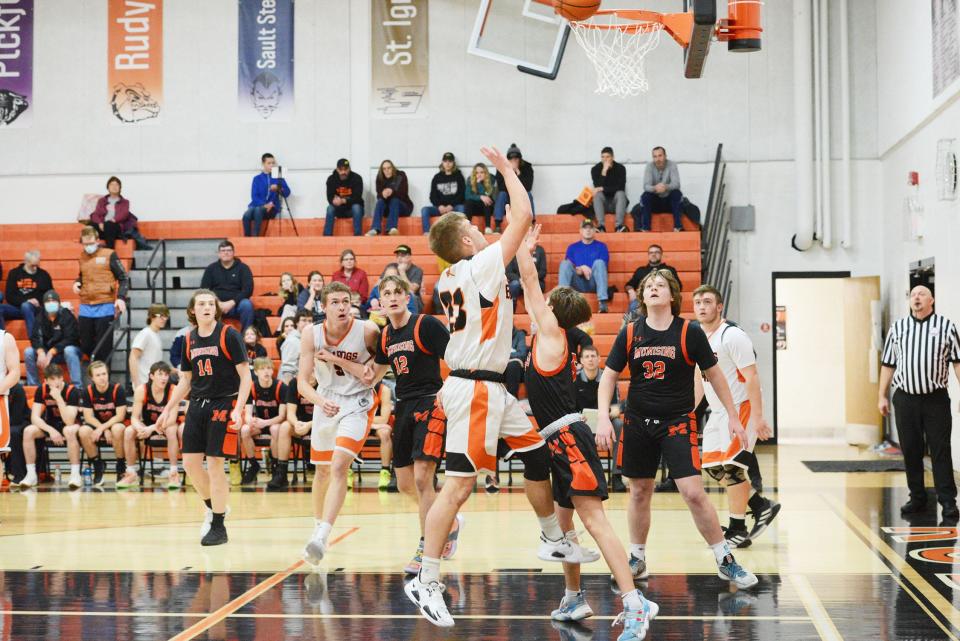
[313,318,372,396]
[436,241,513,373]
[703,321,755,411]
[0,330,7,396]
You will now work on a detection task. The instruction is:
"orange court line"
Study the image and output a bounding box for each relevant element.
[167,526,360,641]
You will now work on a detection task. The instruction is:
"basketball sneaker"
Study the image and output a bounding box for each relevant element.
[200,505,231,538]
[748,498,781,542]
[564,530,601,563]
[441,514,465,560]
[167,472,182,490]
[723,526,752,549]
[378,468,391,490]
[630,553,649,580]
[303,526,328,566]
[613,595,659,641]
[116,470,139,489]
[92,459,106,487]
[201,522,228,546]
[551,592,593,622]
[67,470,82,490]
[718,557,759,589]
[404,540,424,575]
[405,575,454,628]
[537,534,598,563]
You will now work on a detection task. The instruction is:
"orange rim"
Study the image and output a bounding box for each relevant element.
[570,9,697,47]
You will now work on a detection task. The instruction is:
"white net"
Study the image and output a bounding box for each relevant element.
[568,13,663,98]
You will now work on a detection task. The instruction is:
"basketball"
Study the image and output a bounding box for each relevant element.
[553,0,601,22]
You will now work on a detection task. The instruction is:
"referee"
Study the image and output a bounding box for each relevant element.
[879,285,960,523]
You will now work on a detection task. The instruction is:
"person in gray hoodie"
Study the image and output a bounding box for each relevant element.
[279,310,313,383]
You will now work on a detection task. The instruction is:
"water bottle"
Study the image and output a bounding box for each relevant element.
[262,448,269,470]
[54,465,62,485]
[82,466,93,487]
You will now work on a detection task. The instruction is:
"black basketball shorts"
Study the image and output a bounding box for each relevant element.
[617,408,701,480]
[546,421,609,509]
[392,396,446,468]
[182,397,238,459]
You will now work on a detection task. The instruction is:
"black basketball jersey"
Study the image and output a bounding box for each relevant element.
[286,378,314,422]
[84,383,126,423]
[35,384,81,429]
[142,382,174,426]
[374,314,449,402]
[249,379,286,420]
[181,322,247,400]
[524,334,579,428]
[606,315,717,419]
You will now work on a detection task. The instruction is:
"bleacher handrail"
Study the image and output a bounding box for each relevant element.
[144,239,167,305]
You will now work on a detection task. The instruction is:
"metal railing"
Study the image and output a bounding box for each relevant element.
[91,309,133,390]
[701,143,733,303]
[144,240,168,304]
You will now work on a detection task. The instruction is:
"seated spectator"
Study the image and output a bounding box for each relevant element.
[394,244,424,313]
[78,360,128,488]
[558,219,610,313]
[200,240,254,329]
[240,357,289,485]
[169,322,193,372]
[123,361,182,489]
[504,327,528,398]
[625,243,683,314]
[494,144,535,233]
[421,152,466,233]
[5,383,31,485]
[90,176,151,249]
[297,270,325,321]
[242,153,291,237]
[367,264,416,315]
[277,272,302,323]
[270,370,317,490]
[631,146,684,232]
[591,146,629,233]
[129,303,169,389]
[20,364,83,489]
[75,225,128,365]
[243,326,268,363]
[0,250,52,338]
[324,158,365,237]
[506,237,546,305]
[464,162,498,233]
[331,249,370,304]
[278,310,312,384]
[574,345,625,491]
[25,290,83,385]
[369,159,413,236]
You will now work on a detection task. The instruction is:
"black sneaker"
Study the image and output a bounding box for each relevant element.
[201,523,228,546]
[597,225,607,233]
[241,460,260,485]
[387,470,399,493]
[485,475,500,493]
[655,478,677,493]
[93,459,106,487]
[748,498,781,541]
[616,224,629,233]
[900,498,929,515]
[266,468,288,491]
[723,525,752,549]
[942,503,959,524]
[611,476,627,493]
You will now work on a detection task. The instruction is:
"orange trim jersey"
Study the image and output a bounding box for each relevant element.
[701,321,758,468]
[314,317,373,397]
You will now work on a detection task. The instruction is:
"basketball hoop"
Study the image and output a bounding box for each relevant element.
[567,10,675,97]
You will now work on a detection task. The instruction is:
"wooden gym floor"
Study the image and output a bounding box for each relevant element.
[1,444,958,641]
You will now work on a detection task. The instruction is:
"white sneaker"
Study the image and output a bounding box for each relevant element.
[565,530,601,563]
[67,471,82,490]
[538,534,599,564]
[551,592,594,621]
[19,469,38,489]
[404,575,454,628]
[303,527,328,566]
[199,505,231,538]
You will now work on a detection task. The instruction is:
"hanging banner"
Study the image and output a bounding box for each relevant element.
[0,0,33,128]
[239,0,294,122]
[372,0,428,118]
[107,0,162,124]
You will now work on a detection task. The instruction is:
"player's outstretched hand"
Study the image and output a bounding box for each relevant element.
[524,224,542,255]
[480,146,509,172]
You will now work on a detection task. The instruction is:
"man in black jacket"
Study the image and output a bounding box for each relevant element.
[493,143,535,232]
[324,158,365,237]
[591,147,629,233]
[625,244,683,314]
[505,243,546,307]
[0,250,52,338]
[25,290,83,385]
[200,241,255,329]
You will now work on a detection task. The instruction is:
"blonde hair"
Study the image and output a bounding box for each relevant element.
[470,163,494,196]
[252,357,273,372]
[429,212,470,265]
[638,270,682,317]
[278,272,300,299]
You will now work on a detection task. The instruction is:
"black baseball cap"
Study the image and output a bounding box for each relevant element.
[581,218,597,228]
[43,290,60,302]
[393,244,412,255]
[336,158,350,169]
[442,152,455,162]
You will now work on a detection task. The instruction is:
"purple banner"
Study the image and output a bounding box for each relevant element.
[0,0,32,128]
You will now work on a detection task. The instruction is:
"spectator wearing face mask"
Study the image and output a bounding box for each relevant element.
[73,226,128,367]
[24,290,83,385]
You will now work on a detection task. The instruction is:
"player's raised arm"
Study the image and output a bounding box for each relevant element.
[481,145,531,265]
[517,224,558,338]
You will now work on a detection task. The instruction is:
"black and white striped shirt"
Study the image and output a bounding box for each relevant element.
[881,313,960,394]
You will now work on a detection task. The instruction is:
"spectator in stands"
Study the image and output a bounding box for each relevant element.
[169,323,193,372]
[298,271,325,322]
[369,160,413,236]
[242,153,291,237]
[591,146,629,233]
[494,144,535,233]
[271,369,317,490]
[125,361,182,489]
[200,240,254,329]
[331,249,369,304]
[575,345,625,492]
[4,383,31,486]
[277,272,302,324]
[464,163,498,233]
[90,176,151,250]
[631,146,684,232]
[243,326,267,363]
[625,243,683,314]
[504,327,528,398]
[0,249,52,338]
[324,158,365,237]
[421,152,466,233]
[74,226,128,366]
[278,311,312,384]
[394,244,423,312]
[558,219,610,313]
[25,290,83,385]
[240,357,289,485]
[506,236,546,305]
[78,360,128,487]
[20,364,84,489]
[129,302,169,388]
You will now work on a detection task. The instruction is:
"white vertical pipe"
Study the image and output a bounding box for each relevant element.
[811,0,823,242]
[839,0,853,248]
[819,0,833,248]
[793,0,815,251]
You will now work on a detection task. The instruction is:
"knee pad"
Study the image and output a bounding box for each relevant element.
[517,445,551,482]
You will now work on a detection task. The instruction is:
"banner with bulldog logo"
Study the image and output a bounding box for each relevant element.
[239,0,294,122]
[372,0,428,118]
[108,0,162,124]
[0,0,32,128]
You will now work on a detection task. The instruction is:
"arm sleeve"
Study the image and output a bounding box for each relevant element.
[666,162,681,191]
[470,242,506,302]
[226,328,248,364]
[727,328,757,369]
[611,163,627,193]
[109,252,129,298]
[880,326,898,367]
[599,242,610,265]
[687,324,718,370]
[396,173,410,201]
[170,335,183,369]
[605,328,629,373]
[280,178,291,198]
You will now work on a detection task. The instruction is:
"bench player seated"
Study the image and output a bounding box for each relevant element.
[268,370,317,490]
[239,357,289,485]
[20,364,83,489]
[78,360,128,488]
[120,361,182,489]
